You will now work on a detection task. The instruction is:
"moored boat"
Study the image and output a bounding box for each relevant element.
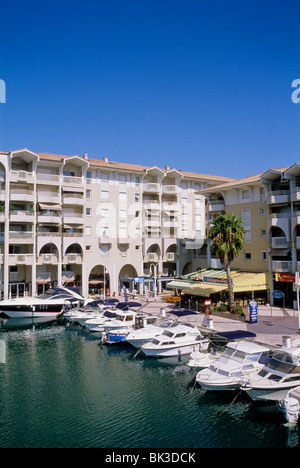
[141,323,208,358]
[196,341,270,391]
[0,287,90,318]
[241,347,300,401]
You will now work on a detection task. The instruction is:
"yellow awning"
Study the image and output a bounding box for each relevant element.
[231,272,269,292]
[184,283,227,297]
[166,270,269,297]
[166,280,195,291]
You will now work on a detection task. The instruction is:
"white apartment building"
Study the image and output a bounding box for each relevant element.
[0,148,233,299]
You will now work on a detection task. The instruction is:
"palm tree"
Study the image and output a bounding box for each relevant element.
[208,212,246,312]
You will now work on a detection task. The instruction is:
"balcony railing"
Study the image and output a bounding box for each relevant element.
[272,260,293,273]
[143,183,160,193]
[63,175,83,186]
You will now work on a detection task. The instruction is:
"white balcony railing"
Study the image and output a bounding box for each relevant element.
[272,261,293,273]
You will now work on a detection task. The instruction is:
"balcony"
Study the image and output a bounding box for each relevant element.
[62,193,84,205]
[62,212,84,224]
[37,254,59,265]
[10,170,34,184]
[9,231,34,243]
[291,187,300,203]
[161,185,178,195]
[163,252,176,262]
[10,210,35,223]
[38,210,62,224]
[37,191,60,204]
[143,183,160,194]
[272,261,293,273]
[63,254,82,264]
[207,200,225,212]
[145,253,159,262]
[37,173,60,185]
[62,175,84,186]
[266,190,290,205]
[271,237,289,249]
[10,188,35,202]
[8,254,34,265]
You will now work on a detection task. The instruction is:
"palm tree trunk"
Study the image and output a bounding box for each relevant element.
[225,263,234,312]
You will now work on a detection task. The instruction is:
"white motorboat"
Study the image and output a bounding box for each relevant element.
[196,341,270,391]
[63,300,108,325]
[141,323,209,358]
[103,314,162,345]
[278,386,300,424]
[187,349,222,369]
[101,309,138,333]
[125,317,175,349]
[241,347,300,402]
[84,310,120,332]
[0,287,90,318]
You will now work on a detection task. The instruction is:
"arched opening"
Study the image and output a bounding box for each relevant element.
[88,264,110,297]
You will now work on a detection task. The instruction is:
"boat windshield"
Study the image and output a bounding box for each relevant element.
[162,330,175,338]
[103,311,117,319]
[264,353,300,375]
[38,288,76,300]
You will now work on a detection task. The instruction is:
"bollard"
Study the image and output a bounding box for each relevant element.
[207,317,214,330]
[160,308,166,317]
[282,336,291,348]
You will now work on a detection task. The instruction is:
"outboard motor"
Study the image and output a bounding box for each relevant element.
[278,396,300,424]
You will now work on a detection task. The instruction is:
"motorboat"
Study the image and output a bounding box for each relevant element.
[125,317,175,349]
[188,330,258,369]
[196,341,270,391]
[141,323,209,358]
[85,309,139,333]
[84,310,119,332]
[278,386,300,424]
[241,347,300,402]
[0,287,90,318]
[187,349,222,369]
[100,309,138,333]
[63,300,107,325]
[103,314,164,345]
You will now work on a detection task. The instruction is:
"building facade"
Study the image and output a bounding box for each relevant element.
[200,164,300,307]
[0,148,233,299]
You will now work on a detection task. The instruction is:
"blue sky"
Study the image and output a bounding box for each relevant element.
[0,0,299,179]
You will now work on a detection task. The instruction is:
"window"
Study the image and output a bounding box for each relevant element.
[260,229,266,237]
[119,192,127,202]
[86,245,91,251]
[86,189,91,199]
[86,226,91,236]
[135,176,141,185]
[242,209,251,243]
[261,251,267,261]
[242,190,250,200]
[86,208,91,216]
[101,190,109,200]
[244,252,252,261]
[260,208,266,215]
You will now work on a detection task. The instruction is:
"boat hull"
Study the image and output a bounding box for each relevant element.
[243,383,300,402]
[0,305,64,318]
[142,343,199,358]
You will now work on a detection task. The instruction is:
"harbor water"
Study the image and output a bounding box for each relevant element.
[0,319,299,449]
